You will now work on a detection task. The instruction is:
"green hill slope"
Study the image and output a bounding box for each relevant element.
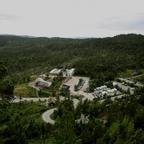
[0,34,144,80]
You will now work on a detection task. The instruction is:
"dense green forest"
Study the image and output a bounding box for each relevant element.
[1,87,144,144]
[0,34,144,144]
[0,34,144,81]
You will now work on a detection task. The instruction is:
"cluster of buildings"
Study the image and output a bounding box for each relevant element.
[117,78,143,88]
[31,68,75,90]
[93,85,120,99]
[113,78,143,95]
[93,78,144,99]
[30,67,143,101]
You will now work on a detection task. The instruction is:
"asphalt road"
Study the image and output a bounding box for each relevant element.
[42,108,57,124]
[41,97,79,124]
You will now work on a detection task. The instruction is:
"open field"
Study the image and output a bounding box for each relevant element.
[14,84,36,97]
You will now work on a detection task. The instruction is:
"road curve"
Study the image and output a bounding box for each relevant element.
[42,108,57,124]
[41,98,79,124]
[12,97,50,103]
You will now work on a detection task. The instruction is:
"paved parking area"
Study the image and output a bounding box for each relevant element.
[64,76,90,92]
[64,76,94,100]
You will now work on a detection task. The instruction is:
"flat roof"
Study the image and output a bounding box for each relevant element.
[49,68,62,74]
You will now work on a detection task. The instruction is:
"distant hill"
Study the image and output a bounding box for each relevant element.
[0,34,144,80]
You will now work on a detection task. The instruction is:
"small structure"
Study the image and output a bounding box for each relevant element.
[62,84,70,91]
[106,88,118,96]
[95,85,107,91]
[39,74,47,79]
[49,68,62,77]
[63,68,75,77]
[76,114,89,124]
[35,78,52,89]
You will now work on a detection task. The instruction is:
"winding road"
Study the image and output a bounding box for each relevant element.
[0,95,80,125]
[42,108,57,124]
[41,97,79,124]
[0,94,125,125]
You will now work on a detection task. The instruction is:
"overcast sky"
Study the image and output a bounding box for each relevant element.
[0,0,144,38]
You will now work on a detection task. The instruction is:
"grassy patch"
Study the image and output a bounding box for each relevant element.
[14,84,36,97]
[134,75,144,84]
[119,69,134,77]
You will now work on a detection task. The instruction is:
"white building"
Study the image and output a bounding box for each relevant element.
[106,88,118,96]
[49,68,75,77]
[35,78,52,89]
[93,85,119,98]
[49,68,62,77]
[113,81,135,95]
[62,68,75,77]
[118,78,135,85]
[94,85,107,91]
[75,114,89,124]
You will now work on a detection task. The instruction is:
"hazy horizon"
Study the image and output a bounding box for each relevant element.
[0,0,144,38]
[0,33,143,39]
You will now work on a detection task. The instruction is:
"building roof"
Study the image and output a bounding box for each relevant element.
[39,74,47,78]
[95,85,107,91]
[49,68,62,75]
[35,78,52,87]
[67,68,75,73]
[35,78,44,82]
[118,78,135,84]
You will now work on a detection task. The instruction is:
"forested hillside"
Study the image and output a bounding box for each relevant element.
[0,34,144,81]
[0,34,144,144]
